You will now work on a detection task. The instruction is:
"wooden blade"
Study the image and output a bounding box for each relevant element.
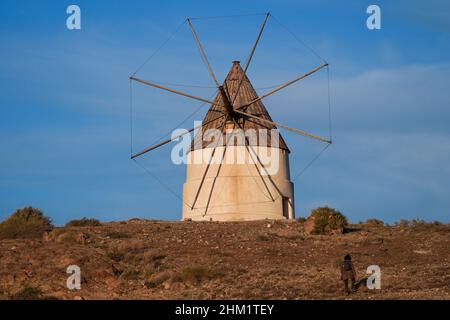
[201,119,237,216]
[230,118,275,201]
[190,119,227,210]
[187,18,220,88]
[245,13,270,72]
[131,114,225,159]
[231,117,289,200]
[130,76,224,107]
[231,12,270,104]
[237,62,328,109]
[202,143,227,216]
[234,109,332,144]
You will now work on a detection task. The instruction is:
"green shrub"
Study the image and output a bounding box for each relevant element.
[65,217,101,227]
[310,206,348,235]
[0,207,53,239]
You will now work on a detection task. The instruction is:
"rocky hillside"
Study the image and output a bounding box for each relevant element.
[0,219,449,300]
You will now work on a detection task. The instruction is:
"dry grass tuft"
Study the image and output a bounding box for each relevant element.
[105,231,130,239]
[144,271,172,288]
[172,266,214,285]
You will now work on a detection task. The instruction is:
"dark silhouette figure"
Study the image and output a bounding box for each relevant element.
[340,254,356,294]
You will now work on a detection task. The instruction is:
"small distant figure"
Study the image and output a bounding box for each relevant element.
[340,254,356,294]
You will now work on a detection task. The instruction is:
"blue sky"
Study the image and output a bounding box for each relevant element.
[1,0,450,225]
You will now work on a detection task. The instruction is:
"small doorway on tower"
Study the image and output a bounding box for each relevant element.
[282,197,290,219]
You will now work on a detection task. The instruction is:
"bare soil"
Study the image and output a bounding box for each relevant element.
[0,220,449,300]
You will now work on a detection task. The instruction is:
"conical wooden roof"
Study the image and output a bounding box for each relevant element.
[192,61,289,152]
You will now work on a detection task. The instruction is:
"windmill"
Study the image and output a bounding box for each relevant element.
[130,13,331,221]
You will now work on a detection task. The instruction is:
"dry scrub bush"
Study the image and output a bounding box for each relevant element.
[105,231,130,239]
[0,207,53,239]
[365,219,384,226]
[65,217,101,227]
[309,206,348,235]
[12,286,57,300]
[395,219,450,232]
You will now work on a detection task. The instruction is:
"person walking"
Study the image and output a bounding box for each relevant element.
[341,254,356,294]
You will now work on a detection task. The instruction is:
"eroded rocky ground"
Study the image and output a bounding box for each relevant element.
[0,220,449,300]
